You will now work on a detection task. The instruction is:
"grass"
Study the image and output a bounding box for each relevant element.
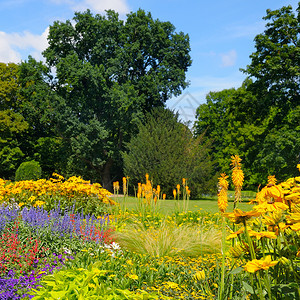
[111,195,254,214]
[114,220,222,257]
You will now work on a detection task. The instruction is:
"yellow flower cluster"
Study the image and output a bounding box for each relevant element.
[136,174,161,205]
[0,173,114,207]
[223,162,300,293]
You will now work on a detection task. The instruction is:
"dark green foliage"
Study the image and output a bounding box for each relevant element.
[39,9,191,189]
[195,4,300,188]
[0,10,191,187]
[123,107,216,197]
[0,63,28,179]
[15,160,42,181]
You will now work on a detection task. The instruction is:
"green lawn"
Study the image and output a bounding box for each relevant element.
[111,193,254,215]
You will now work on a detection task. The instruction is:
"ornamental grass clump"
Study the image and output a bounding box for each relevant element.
[114,219,221,257]
[218,157,300,300]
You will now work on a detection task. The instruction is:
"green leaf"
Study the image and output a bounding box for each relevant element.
[242,281,254,294]
[49,290,68,299]
[230,266,244,275]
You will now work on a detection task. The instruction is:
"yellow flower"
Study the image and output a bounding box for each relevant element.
[218,173,229,213]
[164,281,179,289]
[244,255,278,273]
[262,211,282,226]
[297,164,300,172]
[218,173,229,190]
[248,230,277,240]
[226,227,244,240]
[18,202,25,208]
[126,260,133,265]
[126,273,139,280]
[267,175,277,185]
[122,177,127,194]
[33,200,45,207]
[231,155,242,168]
[173,189,177,199]
[232,168,244,188]
[194,270,205,281]
[156,185,161,195]
[285,193,300,202]
[287,213,300,223]
[162,193,166,200]
[218,188,228,213]
[256,185,284,203]
[290,223,300,231]
[224,209,261,224]
[28,196,36,202]
[254,201,289,213]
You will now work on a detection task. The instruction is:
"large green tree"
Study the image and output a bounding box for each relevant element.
[243,4,300,114]
[0,63,28,179]
[242,3,300,182]
[17,57,68,177]
[195,3,300,188]
[123,107,216,197]
[194,81,265,186]
[41,9,191,189]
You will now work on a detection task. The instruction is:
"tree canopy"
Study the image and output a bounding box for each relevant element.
[0,9,192,187]
[123,107,216,197]
[195,3,300,188]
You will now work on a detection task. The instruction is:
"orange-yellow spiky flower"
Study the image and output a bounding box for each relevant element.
[173,189,177,199]
[231,155,244,188]
[218,173,229,213]
[122,177,127,195]
[113,181,119,194]
[231,155,244,207]
[267,175,277,185]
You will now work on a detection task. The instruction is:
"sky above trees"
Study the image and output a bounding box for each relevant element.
[0,0,298,122]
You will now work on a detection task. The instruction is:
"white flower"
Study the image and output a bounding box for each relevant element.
[110,242,121,250]
[62,247,72,255]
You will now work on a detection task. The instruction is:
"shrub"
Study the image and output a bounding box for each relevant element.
[123,107,216,197]
[30,262,161,299]
[15,161,42,181]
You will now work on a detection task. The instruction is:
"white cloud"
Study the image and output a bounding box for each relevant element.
[0,32,22,63]
[226,21,265,39]
[50,0,130,14]
[220,50,237,67]
[0,28,49,63]
[84,0,129,14]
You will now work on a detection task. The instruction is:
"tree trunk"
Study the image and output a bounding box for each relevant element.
[101,158,113,192]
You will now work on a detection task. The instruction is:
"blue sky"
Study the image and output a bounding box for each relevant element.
[0,0,298,123]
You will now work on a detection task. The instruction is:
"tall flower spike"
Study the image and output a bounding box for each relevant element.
[267,175,277,185]
[218,173,229,213]
[231,155,244,208]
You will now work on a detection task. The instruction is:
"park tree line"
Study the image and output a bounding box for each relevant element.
[1,4,300,196]
[194,3,300,188]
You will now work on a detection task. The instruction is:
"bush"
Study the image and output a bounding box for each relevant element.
[15,160,42,181]
[122,107,216,197]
